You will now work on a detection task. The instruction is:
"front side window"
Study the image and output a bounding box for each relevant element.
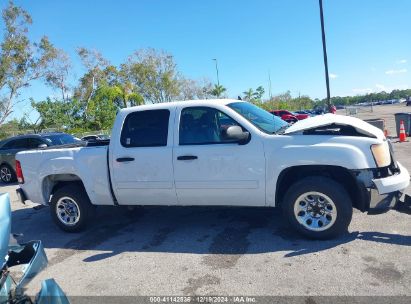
[121,110,170,147]
[27,138,46,149]
[179,107,241,145]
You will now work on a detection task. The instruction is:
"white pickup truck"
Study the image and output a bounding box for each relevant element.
[15,99,410,239]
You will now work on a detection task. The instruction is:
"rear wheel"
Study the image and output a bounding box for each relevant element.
[50,184,95,232]
[0,164,16,184]
[282,176,352,239]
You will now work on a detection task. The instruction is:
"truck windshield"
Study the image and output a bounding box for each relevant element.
[227,102,288,134]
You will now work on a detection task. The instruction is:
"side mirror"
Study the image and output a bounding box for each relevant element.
[226,126,250,144]
[38,144,47,149]
[7,240,48,291]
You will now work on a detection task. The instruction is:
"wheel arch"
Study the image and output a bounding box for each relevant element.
[275,165,369,212]
[0,161,14,170]
[42,174,88,204]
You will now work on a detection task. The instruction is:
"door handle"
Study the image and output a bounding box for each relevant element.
[177,155,198,161]
[116,157,135,162]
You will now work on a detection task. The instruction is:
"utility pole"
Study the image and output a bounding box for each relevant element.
[268,70,273,100]
[319,0,332,112]
[212,58,220,86]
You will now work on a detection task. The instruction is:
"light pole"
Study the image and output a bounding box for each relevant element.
[268,70,272,100]
[319,0,331,112]
[212,58,220,86]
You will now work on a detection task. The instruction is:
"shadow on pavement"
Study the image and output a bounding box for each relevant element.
[11,204,411,264]
[0,182,18,186]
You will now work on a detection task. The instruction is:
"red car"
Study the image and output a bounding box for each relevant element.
[270,110,310,123]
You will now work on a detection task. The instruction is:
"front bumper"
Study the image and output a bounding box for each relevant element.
[368,162,410,212]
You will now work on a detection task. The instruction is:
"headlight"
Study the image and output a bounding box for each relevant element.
[371,143,391,167]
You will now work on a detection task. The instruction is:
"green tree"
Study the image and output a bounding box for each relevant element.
[0,0,59,125]
[211,84,227,98]
[0,118,19,139]
[86,85,121,130]
[242,88,255,101]
[31,98,83,131]
[255,86,265,99]
[178,77,213,100]
[242,86,265,102]
[74,47,109,111]
[44,49,71,101]
[121,48,180,103]
[103,65,144,107]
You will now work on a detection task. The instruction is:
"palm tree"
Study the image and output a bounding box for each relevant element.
[255,86,265,99]
[211,84,227,98]
[242,88,255,101]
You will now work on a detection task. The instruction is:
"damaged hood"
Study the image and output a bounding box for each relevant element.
[284,113,385,139]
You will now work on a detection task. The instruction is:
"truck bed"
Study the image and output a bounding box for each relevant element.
[16,143,114,206]
[41,139,110,150]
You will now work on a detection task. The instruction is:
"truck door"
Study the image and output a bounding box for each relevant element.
[110,108,177,205]
[173,106,266,206]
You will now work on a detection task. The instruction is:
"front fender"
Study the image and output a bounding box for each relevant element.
[264,135,378,206]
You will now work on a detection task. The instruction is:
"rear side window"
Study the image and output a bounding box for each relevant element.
[2,139,27,149]
[120,110,170,147]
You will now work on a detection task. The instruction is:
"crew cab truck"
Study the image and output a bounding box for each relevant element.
[15,99,410,239]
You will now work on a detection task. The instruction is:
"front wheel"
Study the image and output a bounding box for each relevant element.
[282,176,352,239]
[50,184,95,232]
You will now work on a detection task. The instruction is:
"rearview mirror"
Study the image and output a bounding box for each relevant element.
[226,126,250,144]
[38,144,47,149]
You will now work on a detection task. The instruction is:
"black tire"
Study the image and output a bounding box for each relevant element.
[49,184,95,232]
[0,164,16,184]
[282,176,352,239]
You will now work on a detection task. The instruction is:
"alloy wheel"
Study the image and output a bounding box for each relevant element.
[293,191,337,231]
[0,167,12,183]
[56,196,81,226]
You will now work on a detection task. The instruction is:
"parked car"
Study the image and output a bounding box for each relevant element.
[81,135,100,141]
[81,134,110,141]
[294,110,312,116]
[16,99,410,239]
[270,110,310,123]
[312,107,326,115]
[0,133,80,184]
[0,193,69,303]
